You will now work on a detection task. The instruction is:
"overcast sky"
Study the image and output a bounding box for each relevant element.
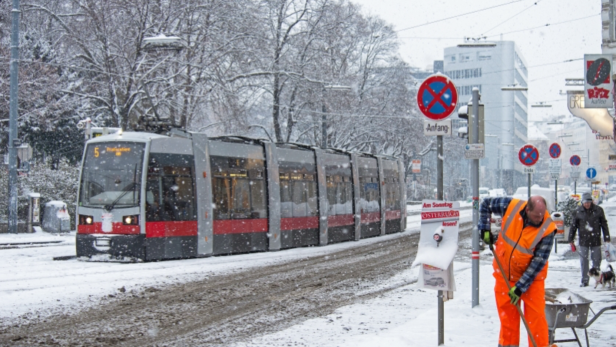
[352,0,602,122]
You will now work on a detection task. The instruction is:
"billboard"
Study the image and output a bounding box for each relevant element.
[584,54,613,108]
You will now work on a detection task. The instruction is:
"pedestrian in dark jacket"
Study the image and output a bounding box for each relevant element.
[568,192,611,286]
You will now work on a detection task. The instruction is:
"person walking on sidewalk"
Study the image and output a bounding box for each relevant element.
[479,196,557,347]
[568,192,611,287]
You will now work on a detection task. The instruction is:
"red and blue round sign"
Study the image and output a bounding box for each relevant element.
[549,143,561,159]
[518,144,539,166]
[417,75,458,121]
[570,155,581,166]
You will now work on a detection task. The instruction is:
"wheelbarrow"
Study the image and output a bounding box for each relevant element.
[545,288,616,347]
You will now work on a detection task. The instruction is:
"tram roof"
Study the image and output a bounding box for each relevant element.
[86,131,167,144]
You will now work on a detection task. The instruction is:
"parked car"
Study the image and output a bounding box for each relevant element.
[489,188,506,197]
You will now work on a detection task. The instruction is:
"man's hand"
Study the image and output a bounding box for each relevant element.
[605,236,611,243]
[508,286,522,305]
[481,230,494,245]
[570,243,576,252]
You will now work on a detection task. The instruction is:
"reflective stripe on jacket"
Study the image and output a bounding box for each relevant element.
[493,199,556,282]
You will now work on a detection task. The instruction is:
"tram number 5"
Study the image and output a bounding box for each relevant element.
[94,147,99,158]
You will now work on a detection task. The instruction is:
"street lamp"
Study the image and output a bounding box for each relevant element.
[501,84,528,195]
[501,85,528,91]
[321,84,352,149]
[531,102,552,108]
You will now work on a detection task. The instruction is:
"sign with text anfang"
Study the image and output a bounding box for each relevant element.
[423,119,452,136]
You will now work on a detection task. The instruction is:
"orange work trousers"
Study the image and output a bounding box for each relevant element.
[494,274,549,347]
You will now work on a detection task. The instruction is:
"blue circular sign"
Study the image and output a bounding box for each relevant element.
[417,75,458,120]
[549,143,561,159]
[586,168,597,179]
[518,145,539,166]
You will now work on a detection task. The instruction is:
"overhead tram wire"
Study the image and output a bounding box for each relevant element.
[397,13,598,41]
[395,0,525,33]
[480,0,544,36]
[484,12,599,39]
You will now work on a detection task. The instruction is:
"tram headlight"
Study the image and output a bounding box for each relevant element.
[79,215,94,225]
[123,215,139,225]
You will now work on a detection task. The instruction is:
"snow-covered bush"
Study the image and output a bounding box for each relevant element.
[557,198,579,228]
[0,159,79,229]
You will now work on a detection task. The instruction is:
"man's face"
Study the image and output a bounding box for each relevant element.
[526,205,545,225]
[583,201,592,209]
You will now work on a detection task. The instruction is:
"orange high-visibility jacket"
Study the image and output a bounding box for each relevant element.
[493,199,556,282]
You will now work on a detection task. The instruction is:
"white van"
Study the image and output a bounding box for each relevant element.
[479,187,490,200]
[512,185,555,212]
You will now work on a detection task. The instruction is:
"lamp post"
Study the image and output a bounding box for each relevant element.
[321,85,352,149]
[501,84,528,196]
[8,0,21,233]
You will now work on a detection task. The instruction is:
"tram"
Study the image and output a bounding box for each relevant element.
[76,129,406,261]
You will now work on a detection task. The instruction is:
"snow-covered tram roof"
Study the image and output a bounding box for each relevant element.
[86,131,167,144]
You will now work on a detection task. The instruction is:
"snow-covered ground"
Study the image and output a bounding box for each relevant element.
[2,200,616,346]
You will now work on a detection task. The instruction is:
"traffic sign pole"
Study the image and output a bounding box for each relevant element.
[471,88,480,310]
[548,143,562,253]
[416,74,459,345]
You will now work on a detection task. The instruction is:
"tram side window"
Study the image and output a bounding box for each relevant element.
[384,177,400,210]
[211,156,267,220]
[280,171,318,218]
[146,154,196,222]
[326,175,353,215]
[360,176,380,213]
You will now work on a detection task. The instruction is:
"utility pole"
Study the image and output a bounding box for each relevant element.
[8,0,21,233]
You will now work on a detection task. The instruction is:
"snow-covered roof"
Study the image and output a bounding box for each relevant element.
[527,126,548,141]
[87,131,167,144]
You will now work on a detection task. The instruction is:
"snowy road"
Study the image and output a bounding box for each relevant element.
[2,201,616,346]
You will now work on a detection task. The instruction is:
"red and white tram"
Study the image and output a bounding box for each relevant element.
[76,130,406,261]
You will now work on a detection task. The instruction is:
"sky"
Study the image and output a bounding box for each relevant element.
[352,0,602,122]
[3,200,616,346]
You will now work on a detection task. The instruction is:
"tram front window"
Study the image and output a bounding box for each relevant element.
[79,142,145,208]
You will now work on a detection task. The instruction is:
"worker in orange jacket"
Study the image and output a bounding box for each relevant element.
[480,196,557,347]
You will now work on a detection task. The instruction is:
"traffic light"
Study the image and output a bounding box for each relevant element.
[457,104,484,143]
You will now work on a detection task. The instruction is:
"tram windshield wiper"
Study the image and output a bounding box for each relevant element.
[104,182,140,212]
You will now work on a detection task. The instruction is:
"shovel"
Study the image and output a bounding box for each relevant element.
[489,243,539,347]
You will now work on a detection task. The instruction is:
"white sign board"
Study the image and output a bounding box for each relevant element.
[571,171,581,179]
[523,167,535,174]
[424,119,452,137]
[412,200,460,292]
[584,54,613,108]
[549,159,562,174]
[464,143,485,159]
[411,159,421,174]
[550,173,560,180]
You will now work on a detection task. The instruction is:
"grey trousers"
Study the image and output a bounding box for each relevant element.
[578,245,602,284]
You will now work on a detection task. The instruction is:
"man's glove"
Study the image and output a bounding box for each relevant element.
[481,230,494,245]
[508,286,522,306]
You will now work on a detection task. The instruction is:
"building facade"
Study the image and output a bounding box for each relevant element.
[444,41,528,193]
